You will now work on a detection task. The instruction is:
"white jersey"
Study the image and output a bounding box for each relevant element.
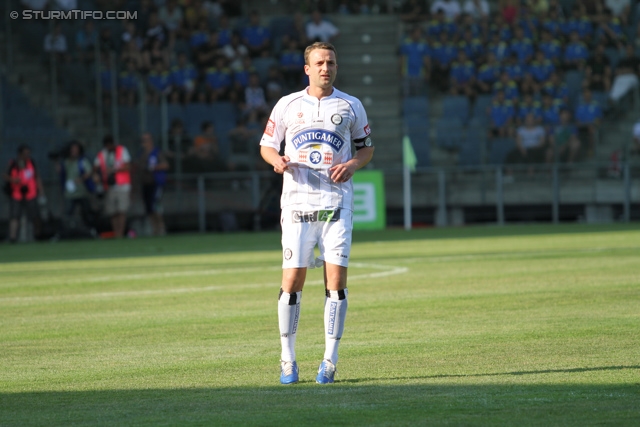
[260,87,371,211]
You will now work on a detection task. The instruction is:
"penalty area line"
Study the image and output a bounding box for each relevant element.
[0,262,408,304]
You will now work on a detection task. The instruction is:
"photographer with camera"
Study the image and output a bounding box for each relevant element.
[94,135,132,239]
[3,144,46,243]
[55,141,97,237]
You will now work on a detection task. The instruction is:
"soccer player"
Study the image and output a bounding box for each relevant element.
[259,42,374,385]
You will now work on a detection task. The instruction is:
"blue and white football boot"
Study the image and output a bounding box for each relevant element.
[280,360,299,384]
[315,359,336,384]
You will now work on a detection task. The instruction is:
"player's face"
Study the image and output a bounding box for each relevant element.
[304,48,337,90]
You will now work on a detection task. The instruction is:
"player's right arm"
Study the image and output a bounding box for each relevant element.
[260,95,294,174]
[260,146,290,174]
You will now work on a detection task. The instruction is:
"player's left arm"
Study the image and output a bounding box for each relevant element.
[329,142,374,183]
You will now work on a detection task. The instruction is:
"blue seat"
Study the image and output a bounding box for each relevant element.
[402,96,429,118]
[407,134,430,167]
[488,137,516,165]
[405,115,429,135]
[470,94,492,121]
[184,103,215,138]
[252,57,278,83]
[436,118,464,150]
[442,95,470,123]
[458,131,487,166]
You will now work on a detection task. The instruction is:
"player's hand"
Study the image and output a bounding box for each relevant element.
[273,155,290,174]
[330,162,356,183]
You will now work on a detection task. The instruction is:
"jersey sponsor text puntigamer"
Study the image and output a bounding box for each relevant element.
[260,87,371,211]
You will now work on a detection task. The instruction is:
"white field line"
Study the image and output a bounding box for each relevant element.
[0,263,408,304]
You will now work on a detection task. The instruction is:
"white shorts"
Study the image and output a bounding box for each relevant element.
[281,207,353,269]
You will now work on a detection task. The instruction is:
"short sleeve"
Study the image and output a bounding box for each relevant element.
[260,100,286,150]
[633,123,640,139]
[350,100,371,141]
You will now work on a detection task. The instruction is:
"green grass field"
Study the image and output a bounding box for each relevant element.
[1,224,639,426]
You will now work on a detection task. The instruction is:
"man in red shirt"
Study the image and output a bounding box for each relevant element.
[3,144,46,243]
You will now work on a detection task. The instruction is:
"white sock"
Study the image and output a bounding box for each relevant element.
[323,288,348,365]
[278,289,301,362]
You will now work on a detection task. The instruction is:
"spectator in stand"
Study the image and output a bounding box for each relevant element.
[243,72,269,120]
[494,71,520,102]
[399,26,431,96]
[476,52,501,94]
[510,26,535,65]
[632,116,640,156]
[75,20,97,64]
[528,50,555,85]
[183,0,208,33]
[504,53,525,85]
[242,10,271,58]
[527,0,549,14]
[517,93,543,125]
[562,5,593,44]
[191,121,219,160]
[232,56,255,92]
[488,89,515,138]
[98,26,116,54]
[400,0,429,24]
[563,31,589,71]
[458,27,483,62]
[463,0,490,20]
[228,116,260,168]
[44,24,70,63]
[121,20,144,52]
[541,92,562,128]
[222,32,249,72]
[145,11,169,47]
[119,60,140,106]
[542,72,569,106]
[139,133,169,236]
[142,38,170,71]
[597,9,626,49]
[486,31,510,63]
[584,44,612,92]
[94,135,132,239]
[99,54,114,107]
[538,29,563,66]
[430,31,458,91]
[205,55,232,102]
[282,13,309,50]
[490,13,512,41]
[499,0,519,25]
[265,65,285,106]
[541,6,563,36]
[306,10,340,43]
[147,62,172,104]
[505,113,547,176]
[575,88,603,155]
[604,0,630,25]
[132,0,155,33]
[449,50,476,97]
[170,52,198,103]
[547,109,581,164]
[158,0,184,35]
[426,8,457,38]
[609,44,639,104]
[120,39,144,71]
[4,144,46,243]
[216,14,234,47]
[196,31,222,70]
[431,0,462,21]
[20,0,48,11]
[519,72,539,98]
[189,19,210,50]
[280,37,305,89]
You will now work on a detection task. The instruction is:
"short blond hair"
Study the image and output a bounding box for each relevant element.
[304,42,337,65]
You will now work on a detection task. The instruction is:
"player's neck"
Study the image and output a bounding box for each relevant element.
[307,85,334,100]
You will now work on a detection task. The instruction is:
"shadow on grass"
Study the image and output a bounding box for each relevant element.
[342,365,640,383]
[1,371,639,427]
[1,223,639,264]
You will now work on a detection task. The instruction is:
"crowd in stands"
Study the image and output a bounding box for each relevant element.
[399,0,640,166]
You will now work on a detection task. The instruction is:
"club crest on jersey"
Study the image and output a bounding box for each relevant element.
[331,114,343,125]
[309,151,322,165]
[291,129,345,151]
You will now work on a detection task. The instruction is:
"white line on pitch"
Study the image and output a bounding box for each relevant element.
[0,263,408,304]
